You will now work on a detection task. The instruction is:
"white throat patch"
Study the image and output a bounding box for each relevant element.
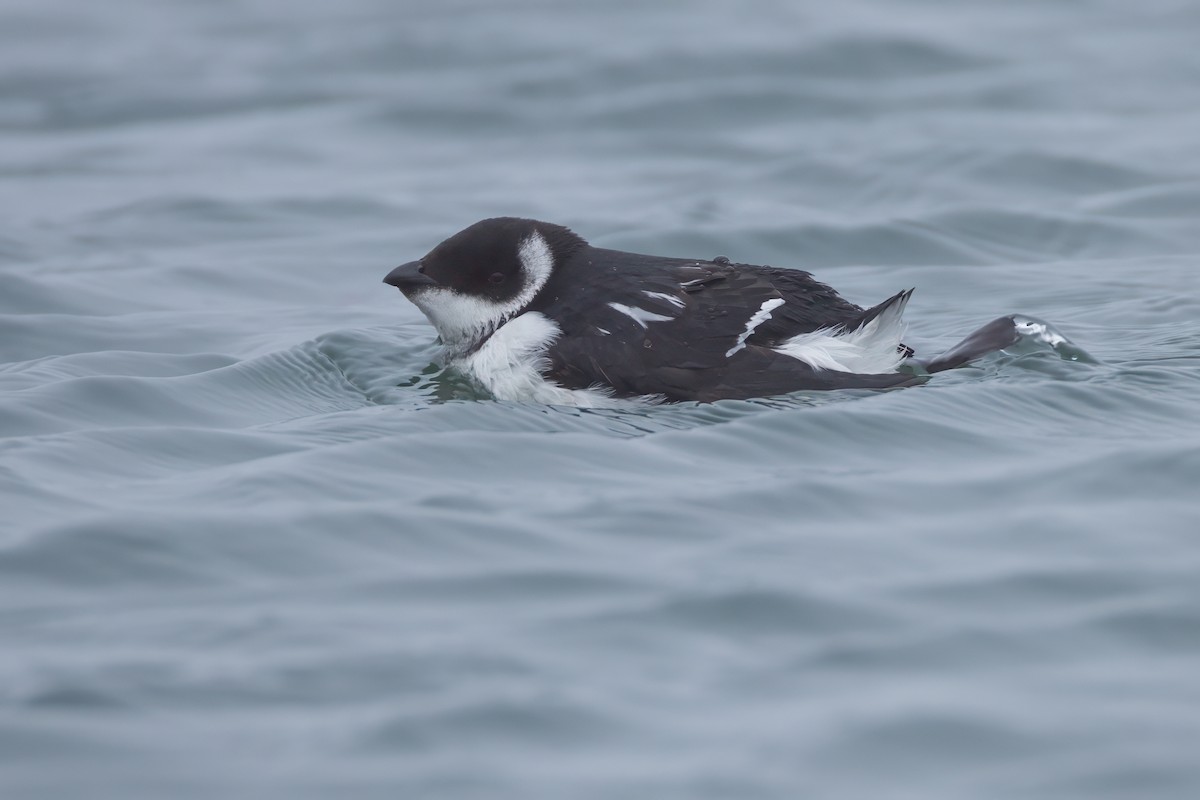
[411,230,556,356]
[455,311,622,407]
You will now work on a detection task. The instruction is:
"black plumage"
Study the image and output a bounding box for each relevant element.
[531,246,914,401]
[384,218,1011,403]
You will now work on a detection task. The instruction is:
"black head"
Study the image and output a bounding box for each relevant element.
[384,218,586,350]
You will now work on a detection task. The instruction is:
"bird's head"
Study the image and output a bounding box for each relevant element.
[385,217,584,352]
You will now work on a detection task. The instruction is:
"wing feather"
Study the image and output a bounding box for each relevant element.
[533,250,914,401]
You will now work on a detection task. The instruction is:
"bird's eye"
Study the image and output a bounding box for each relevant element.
[488,272,505,284]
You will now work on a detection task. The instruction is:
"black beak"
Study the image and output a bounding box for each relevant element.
[384,260,438,290]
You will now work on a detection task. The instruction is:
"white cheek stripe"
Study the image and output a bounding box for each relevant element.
[726,298,784,357]
[517,230,554,296]
[607,302,675,328]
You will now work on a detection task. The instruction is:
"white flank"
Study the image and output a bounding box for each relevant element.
[726,298,785,357]
[411,230,556,355]
[456,312,622,407]
[775,294,910,373]
[607,302,675,328]
[642,290,686,309]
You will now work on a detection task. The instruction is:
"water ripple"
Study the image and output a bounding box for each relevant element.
[4,0,1200,797]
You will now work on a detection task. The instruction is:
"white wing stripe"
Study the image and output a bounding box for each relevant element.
[607,302,675,328]
[726,298,785,357]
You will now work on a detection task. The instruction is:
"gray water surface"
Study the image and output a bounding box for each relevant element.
[3,1,1200,798]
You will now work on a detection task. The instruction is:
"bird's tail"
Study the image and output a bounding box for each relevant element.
[777,289,911,374]
[839,288,914,336]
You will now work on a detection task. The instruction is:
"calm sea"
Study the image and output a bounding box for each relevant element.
[2,0,1199,797]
